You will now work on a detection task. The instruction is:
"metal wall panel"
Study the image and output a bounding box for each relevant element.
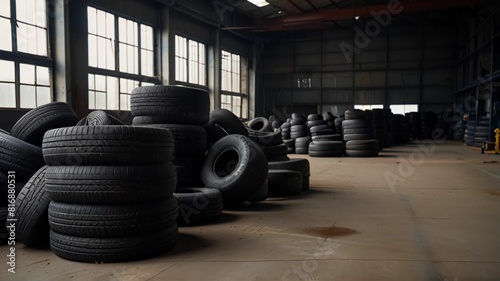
[354,89,385,104]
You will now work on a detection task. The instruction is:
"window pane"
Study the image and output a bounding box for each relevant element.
[20,64,35,84]
[37,66,50,86]
[95,91,106,110]
[96,10,106,37]
[35,0,46,27]
[37,28,47,56]
[0,60,15,82]
[0,83,16,108]
[0,18,12,51]
[16,0,26,22]
[106,76,118,110]
[95,75,106,91]
[88,74,95,90]
[88,91,95,109]
[37,86,51,105]
[87,7,96,34]
[405,104,419,113]
[0,0,10,17]
[20,85,36,108]
[88,35,97,67]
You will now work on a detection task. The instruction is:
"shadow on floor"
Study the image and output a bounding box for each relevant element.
[168,232,213,256]
[224,201,288,212]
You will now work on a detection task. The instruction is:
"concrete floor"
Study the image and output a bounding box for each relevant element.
[2,141,500,281]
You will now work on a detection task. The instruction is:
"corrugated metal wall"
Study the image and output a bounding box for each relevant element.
[261,22,456,117]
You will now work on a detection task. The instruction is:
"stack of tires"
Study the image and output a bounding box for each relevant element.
[383,109,395,147]
[290,113,308,140]
[131,86,210,187]
[407,112,422,140]
[42,126,179,262]
[334,116,345,138]
[308,140,345,157]
[421,112,437,140]
[464,120,475,146]
[268,159,310,195]
[76,110,125,126]
[295,137,311,154]
[343,110,379,157]
[435,111,452,140]
[372,109,386,150]
[473,118,490,147]
[393,114,410,144]
[280,122,295,154]
[2,102,78,246]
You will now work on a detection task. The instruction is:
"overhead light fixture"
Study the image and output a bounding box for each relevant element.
[247,0,269,7]
[354,16,360,20]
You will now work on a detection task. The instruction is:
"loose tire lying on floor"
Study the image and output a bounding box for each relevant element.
[45,163,177,204]
[248,117,273,132]
[345,139,379,157]
[0,130,45,181]
[42,126,174,165]
[175,188,223,226]
[48,196,178,237]
[267,159,310,191]
[130,85,210,125]
[50,224,178,263]
[15,166,50,247]
[201,135,268,206]
[268,170,302,197]
[309,141,345,157]
[10,102,79,147]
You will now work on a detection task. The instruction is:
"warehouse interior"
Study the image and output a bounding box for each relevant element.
[1,0,500,280]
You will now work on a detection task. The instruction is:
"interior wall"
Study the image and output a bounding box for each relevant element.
[261,21,457,118]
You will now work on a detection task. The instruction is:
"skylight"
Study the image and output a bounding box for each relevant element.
[248,0,269,7]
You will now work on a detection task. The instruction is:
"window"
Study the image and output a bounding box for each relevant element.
[221,50,246,118]
[354,104,384,110]
[390,104,419,114]
[0,0,52,109]
[175,35,206,86]
[87,6,157,111]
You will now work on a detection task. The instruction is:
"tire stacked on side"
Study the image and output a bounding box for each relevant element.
[290,113,308,141]
[268,158,310,194]
[464,120,475,146]
[372,109,386,150]
[280,122,295,154]
[383,109,395,147]
[42,126,179,263]
[407,112,422,140]
[473,118,490,147]
[76,110,126,126]
[421,112,437,140]
[295,136,311,154]
[343,110,379,157]
[306,114,327,135]
[131,85,210,188]
[308,141,345,157]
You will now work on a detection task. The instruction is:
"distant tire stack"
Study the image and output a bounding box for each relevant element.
[407,112,422,140]
[290,113,308,142]
[295,136,312,154]
[372,109,386,150]
[383,109,395,147]
[464,120,475,146]
[131,85,210,188]
[42,126,179,262]
[306,114,327,135]
[473,118,490,147]
[393,114,410,144]
[421,112,437,140]
[343,110,379,157]
[435,111,452,140]
[248,130,289,162]
[308,141,345,157]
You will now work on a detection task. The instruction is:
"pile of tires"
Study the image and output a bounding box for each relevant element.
[464,120,475,146]
[295,136,311,154]
[383,109,395,147]
[421,112,437,140]
[42,126,179,262]
[473,118,490,147]
[131,85,210,187]
[308,140,345,157]
[290,113,308,141]
[248,117,273,133]
[372,109,386,150]
[393,114,410,144]
[268,158,310,195]
[342,110,379,157]
[407,112,422,140]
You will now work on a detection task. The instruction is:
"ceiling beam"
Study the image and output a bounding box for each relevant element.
[253,0,485,31]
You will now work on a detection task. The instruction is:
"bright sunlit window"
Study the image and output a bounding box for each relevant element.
[247,0,269,7]
[221,50,246,118]
[87,6,157,110]
[175,35,206,86]
[0,0,52,109]
[390,104,419,114]
[354,104,384,110]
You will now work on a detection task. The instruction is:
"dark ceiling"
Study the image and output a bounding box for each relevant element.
[227,0,492,31]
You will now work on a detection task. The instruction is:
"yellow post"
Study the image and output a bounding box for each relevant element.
[495,128,500,153]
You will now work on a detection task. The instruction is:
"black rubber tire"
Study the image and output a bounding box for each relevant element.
[175,187,223,226]
[15,166,50,247]
[342,119,372,129]
[130,85,210,125]
[309,141,344,157]
[302,176,310,191]
[310,129,336,137]
[45,163,177,204]
[173,156,203,188]
[345,139,379,151]
[42,126,174,165]
[290,119,306,126]
[268,159,310,178]
[262,144,288,161]
[248,130,284,147]
[10,102,79,147]
[0,130,45,181]
[345,149,379,157]
[139,124,207,156]
[306,120,327,128]
[201,135,268,206]
[0,207,7,244]
[248,178,268,203]
[268,170,302,197]
[295,148,308,154]
[343,128,376,135]
[312,134,343,142]
[307,114,323,121]
[280,122,291,129]
[206,108,248,145]
[49,224,178,263]
[345,110,366,120]
[292,113,306,122]
[291,125,307,132]
[310,125,334,133]
[343,133,376,141]
[83,111,125,126]
[48,196,178,237]
[248,117,273,132]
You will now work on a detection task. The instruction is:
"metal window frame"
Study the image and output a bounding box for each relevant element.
[174,34,208,87]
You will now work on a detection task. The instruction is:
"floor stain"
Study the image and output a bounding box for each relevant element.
[482,189,500,197]
[298,226,358,238]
